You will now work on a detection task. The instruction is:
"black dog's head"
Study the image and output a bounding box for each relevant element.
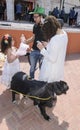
[47,81,69,96]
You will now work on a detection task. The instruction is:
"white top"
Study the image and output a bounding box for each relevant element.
[16,42,29,56]
[1,58,20,88]
[39,30,68,83]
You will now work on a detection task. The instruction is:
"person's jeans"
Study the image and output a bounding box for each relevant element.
[29,50,43,79]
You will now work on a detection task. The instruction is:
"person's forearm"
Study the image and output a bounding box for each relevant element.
[40,48,58,63]
[26,35,35,44]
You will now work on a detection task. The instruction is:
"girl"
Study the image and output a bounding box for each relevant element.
[0,34,20,89]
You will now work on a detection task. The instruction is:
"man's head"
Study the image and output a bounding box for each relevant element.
[33,14,42,24]
[29,7,45,24]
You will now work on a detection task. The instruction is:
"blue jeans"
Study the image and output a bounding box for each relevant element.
[29,50,43,78]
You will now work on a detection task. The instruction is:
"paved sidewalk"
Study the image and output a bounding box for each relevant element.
[0,21,33,31]
[0,21,80,32]
[0,53,80,130]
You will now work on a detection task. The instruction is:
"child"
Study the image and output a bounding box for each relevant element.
[0,34,20,89]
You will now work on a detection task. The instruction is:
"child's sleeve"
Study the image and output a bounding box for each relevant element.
[16,42,30,56]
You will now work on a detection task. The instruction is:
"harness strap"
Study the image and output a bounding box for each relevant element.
[10,89,51,101]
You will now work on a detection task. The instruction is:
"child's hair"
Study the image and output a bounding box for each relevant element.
[0,34,12,53]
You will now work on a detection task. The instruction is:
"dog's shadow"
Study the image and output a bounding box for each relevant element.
[13,98,69,130]
[52,117,69,130]
[42,106,69,130]
[0,87,69,130]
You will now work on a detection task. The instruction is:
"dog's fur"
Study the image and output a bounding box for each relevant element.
[11,71,69,121]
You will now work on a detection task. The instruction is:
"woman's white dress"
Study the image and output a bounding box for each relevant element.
[39,31,68,83]
[1,57,20,88]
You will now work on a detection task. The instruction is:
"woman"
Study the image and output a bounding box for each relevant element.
[37,16,68,82]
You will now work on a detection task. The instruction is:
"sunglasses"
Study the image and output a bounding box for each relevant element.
[33,15,40,19]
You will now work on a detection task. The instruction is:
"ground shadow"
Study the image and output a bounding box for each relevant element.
[66,53,80,61]
[0,87,69,130]
[19,52,80,62]
[50,115,69,130]
[44,105,69,130]
[19,55,29,63]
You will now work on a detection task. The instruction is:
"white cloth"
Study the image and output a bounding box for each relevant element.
[20,34,26,42]
[16,42,29,56]
[1,58,20,88]
[39,30,68,83]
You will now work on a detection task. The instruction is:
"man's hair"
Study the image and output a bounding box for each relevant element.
[42,16,61,41]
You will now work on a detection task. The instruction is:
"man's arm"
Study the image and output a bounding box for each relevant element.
[26,34,35,44]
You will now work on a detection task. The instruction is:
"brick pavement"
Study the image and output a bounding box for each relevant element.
[0,53,80,130]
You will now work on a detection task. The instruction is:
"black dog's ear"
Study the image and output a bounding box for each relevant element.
[47,82,60,96]
[60,80,69,92]
[60,80,67,85]
[47,83,54,91]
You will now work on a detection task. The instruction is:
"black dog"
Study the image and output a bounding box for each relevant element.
[10,71,69,121]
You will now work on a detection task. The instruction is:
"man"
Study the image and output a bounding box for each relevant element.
[26,7,45,79]
[16,2,22,20]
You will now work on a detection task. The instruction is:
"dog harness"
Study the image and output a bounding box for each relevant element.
[10,89,52,101]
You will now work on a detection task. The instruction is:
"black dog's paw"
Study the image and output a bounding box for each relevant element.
[12,100,17,104]
[44,115,51,121]
[12,100,21,105]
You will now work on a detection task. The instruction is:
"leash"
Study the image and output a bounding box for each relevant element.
[10,89,51,101]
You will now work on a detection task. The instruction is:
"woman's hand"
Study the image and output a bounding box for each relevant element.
[42,41,48,48]
[37,42,44,50]
[37,41,48,50]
